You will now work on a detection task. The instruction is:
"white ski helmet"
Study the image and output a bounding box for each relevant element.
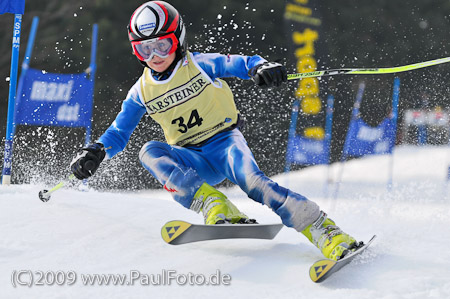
[128,1,187,62]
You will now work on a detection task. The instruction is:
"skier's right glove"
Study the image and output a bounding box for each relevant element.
[70,143,106,180]
[249,61,287,88]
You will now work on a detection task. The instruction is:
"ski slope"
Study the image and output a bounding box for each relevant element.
[1,145,449,299]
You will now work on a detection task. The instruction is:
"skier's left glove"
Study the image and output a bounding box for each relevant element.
[249,61,287,88]
[70,143,106,180]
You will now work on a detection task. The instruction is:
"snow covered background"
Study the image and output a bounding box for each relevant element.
[1,145,449,299]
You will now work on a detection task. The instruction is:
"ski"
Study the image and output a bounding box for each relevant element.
[287,56,450,80]
[161,220,283,245]
[309,235,376,283]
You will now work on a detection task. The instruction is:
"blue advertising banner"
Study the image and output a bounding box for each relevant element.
[15,68,94,128]
[285,95,334,171]
[342,78,399,158]
[334,78,400,195]
[286,135,330,165]
[2,18,97,185]
[0,0,25,14]
[343,117,396,157]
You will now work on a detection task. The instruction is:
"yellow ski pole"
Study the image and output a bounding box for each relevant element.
[38,174,75,202]
[38,160,96,202]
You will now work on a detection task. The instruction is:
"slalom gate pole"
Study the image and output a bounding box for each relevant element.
[1,14,23,185]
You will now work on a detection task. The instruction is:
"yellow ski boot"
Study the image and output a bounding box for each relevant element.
[302,211,358,261]
[190,183,256,225]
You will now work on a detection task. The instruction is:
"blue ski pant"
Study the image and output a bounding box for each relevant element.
[139,129,319,232]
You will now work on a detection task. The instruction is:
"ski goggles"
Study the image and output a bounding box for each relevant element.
[131,34,178,62]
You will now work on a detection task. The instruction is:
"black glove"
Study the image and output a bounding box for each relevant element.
[70,143,106,180]
[249,61,287,88]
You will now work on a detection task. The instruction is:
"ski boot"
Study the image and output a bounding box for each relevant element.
[190,183,256,225]
[302,211,360,261]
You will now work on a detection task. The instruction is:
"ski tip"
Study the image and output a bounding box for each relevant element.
[309,259,336,283]
[161,220,192,245]
[309,235,377,283]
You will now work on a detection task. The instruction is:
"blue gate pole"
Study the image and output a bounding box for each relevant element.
[323,94,334,198]
[13,16,39,136]
[342,82,366,160]
[2,14,23,185]
[447,165,450,182]
[284,100,300,172]
[333,82,366,200]
[85,23,98,146]
[387,77,400,191]
[418,124,427,145]
[325,94,334,164]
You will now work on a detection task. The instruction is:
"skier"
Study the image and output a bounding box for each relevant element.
[70,1,360,261]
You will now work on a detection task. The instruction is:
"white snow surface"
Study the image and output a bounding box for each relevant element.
[1,145,450,299]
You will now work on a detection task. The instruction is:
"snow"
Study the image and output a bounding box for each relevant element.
[1,145,450,299]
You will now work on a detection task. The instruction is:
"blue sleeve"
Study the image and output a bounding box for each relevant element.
[97,81,146,159]
[192,52,266,81]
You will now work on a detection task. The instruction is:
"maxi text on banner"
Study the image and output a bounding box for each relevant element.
[14,68,94,128]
